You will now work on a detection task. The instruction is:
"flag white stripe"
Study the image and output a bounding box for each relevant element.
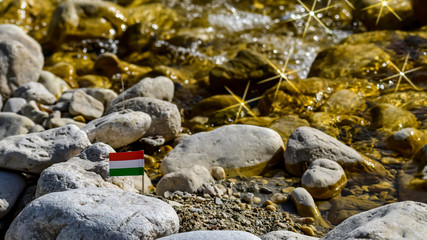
[109,159,144,169]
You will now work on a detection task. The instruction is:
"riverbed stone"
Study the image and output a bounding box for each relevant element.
[2,98,26,113]
[0,170,26,219]
[370,103,419,132]
[161,124,284,177]
[158,230,261,240]
[69,90,104,120]
[20,101,49,125]
[13,82,56,105]
[290,187,328,228]
[107,97,181,142]
[285,126,386,178]
[156,165,214,197]
[0,24,44,99]
[268,115,310,147]
[0,113,35,139]
[0,124,91,174]
[320,89,366,115]
[36,143,152,197]
[302,159,347,199]
[61,88,118,109]
[6,188,179,240]
[386,128,427,157]
[38,70,70,98]
[82,110,151,149]
[261,230,318,240]
[110,76,174,107]
[328,195,382,225]
[46,117,86,129]
[322,201,427,240]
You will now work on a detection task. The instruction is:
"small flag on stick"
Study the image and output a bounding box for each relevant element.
[109,151,144,176]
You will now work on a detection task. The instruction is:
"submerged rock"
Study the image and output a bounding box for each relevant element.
[320,89,366,115]
[322,201,427,239]
[0,24,44,99]
[0,124,91,174]
[328,195,382,225]
[161,124,284,177]
[370,103,419,131]
[6,188,179,240]
[290,187,328,228]
[386,128,427,157]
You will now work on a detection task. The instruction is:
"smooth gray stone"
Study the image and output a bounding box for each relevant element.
[161,124,284,177]
[20,100,49,125]
[60,88,117,109]
[38,70,70,98]
[2,98,26,113]
[0,112,35,139]
[69,90,104,120]
[13,82,56,105]
[107,97,181,142]
[0,170,26,219]
[0,24,43,99]
[82,110,151,149]
[261,230,318,240]
[158,230,261,240]
[0,124,91,173]
[322,201,427,240]
[110,76,174,107]
[6,188,179,240]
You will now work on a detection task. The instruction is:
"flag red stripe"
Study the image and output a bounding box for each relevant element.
[109,151,144,161]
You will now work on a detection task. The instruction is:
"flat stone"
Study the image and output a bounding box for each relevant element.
[158,230,261,240]
[0,24,44,99]
[82,110,151,149]
[0,112,35,140]
[110,76,174,107]
[0,124,91,174]
[2,97,27,113]
[69,90,104,120]
[161,124,284,177]
[36,143,152,197]
[261,230,319,240]
[6,188,179,240]
[107,97,181,142]
[13,82,56,105]
[322,201,427,240]
[285,126,386,178]
[156,165,214,197]
[290,187,328,228]
[301,159,347,199]
[0,170,26,219]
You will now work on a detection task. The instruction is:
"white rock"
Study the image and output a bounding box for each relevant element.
[38,70,70,98]
[261,230,318,240]
[62,88,118,109]
[161,124,284,177]
[322,201,427,240]
[13,82,56,105]
[2,97,27,113]
[69,90,104,120]
[110,76,174,107]
[82,110,151,149]
[107,97,181,142]
[0,112,35,139]
[6,188,179,240]
[0,24,44,99]
[156,165,214,197]
[0,124,91,173]
[46,117,86,129]
[0,170,26,219]
[301,159,347,199]
[158,230,261,240]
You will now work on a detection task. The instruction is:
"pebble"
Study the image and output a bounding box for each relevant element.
[290,187,328,228]
[261,230,319,240]
[386,128,427,157]
[38,70,70,98]
[69,90,104,120]
[20,100,49,125]
[82,110,151,148]
[241,193,254,203]
[0,170,26,218]
[0,112,35,139]
[301,159,347,199]
[270,193,288,204]
[14,82,56,105]
[2,97,27,113]
[211,166,226,180]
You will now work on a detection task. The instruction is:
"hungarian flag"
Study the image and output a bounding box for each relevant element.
[109,151,144,176]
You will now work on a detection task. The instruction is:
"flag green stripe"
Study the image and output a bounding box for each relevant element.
[109,167,144,176]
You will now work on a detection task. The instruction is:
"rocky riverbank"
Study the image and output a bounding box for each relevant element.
[1,0,427,239]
